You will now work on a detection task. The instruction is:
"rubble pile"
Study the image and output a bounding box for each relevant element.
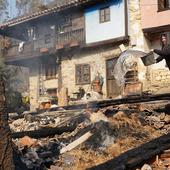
[145,112,170,133]
[152,149,170,169]
[10,110,82,133]
[10,102,170,170]
[14,136,60,169]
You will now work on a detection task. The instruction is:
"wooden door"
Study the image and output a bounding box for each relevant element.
[106,58,121,98]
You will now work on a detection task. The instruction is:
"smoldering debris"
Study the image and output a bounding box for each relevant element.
[9,101,170,170]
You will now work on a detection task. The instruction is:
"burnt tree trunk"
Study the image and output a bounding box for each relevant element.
[0,78,14,170]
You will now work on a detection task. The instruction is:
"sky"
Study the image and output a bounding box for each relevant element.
[7,0,18,19]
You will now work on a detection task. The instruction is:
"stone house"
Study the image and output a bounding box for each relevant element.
[0,0,169,111]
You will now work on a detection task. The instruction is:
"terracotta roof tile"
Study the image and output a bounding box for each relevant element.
[0,0,94,29]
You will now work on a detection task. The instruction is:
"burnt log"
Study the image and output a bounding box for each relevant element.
[88,133,170,170]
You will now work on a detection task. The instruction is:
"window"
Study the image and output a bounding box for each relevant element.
[45,34,51,44]
[45,63,56,80]
[99,7,110,23]
[47,88,57,97]
[158,0,170,11]
[46,88,58,104]
[76,64,90,85]
[27,27,38,40]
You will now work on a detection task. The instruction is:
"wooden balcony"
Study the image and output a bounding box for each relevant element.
[56,28,85,49]
[4,28,85,62]
[5,42,34,61]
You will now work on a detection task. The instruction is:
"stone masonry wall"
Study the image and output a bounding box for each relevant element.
[147,68,170,94]
[61,47,121,98]
[29,61,59,111]
[147,40,170,93]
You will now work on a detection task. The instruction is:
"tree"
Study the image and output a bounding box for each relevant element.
[16,0,49,15]
[3,66,23,113]
[0,46,14,170]
[0,1,14,169]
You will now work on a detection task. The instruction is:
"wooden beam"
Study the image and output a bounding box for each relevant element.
[60,131,93,154]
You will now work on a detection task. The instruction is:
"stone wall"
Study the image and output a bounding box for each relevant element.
[29,61,59,111]
[61,47,121,98]
[146,40,170,93]
[147,68,170,94]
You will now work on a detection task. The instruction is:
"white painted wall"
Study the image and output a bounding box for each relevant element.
[85,0,125,44]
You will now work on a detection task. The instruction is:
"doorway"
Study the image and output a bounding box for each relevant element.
[106,58,121,98]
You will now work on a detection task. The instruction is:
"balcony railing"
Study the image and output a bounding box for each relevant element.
[56,28,85,45]
[33,37,55,51]
[5,28,85,60]
[6,42,33,59]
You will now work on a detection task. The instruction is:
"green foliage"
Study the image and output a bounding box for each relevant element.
[3,66,25,113]
[0,44,23,112]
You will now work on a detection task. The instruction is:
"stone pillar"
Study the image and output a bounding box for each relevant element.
[58,87,68,107]
[129,0,151,92]
[129,0,145,50]
[29,63,39,111]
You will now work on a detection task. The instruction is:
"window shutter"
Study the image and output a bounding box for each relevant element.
[158,0,167,11]
[76,64,90,85]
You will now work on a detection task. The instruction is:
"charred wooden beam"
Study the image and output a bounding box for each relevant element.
[52,93,170,111]
[11,126,76,139]
[11,114,87,139]
[88,133,170,170]
[9,93,170,121]
[95,93,170,108]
